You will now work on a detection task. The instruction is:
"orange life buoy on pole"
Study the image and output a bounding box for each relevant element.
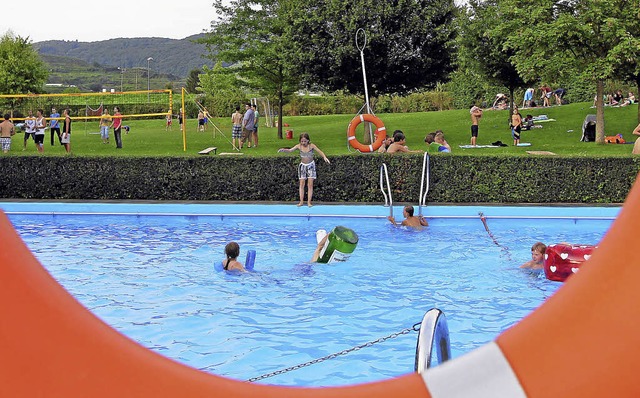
[347,113,386,152]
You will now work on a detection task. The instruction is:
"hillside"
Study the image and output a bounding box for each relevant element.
[35,34,214,80]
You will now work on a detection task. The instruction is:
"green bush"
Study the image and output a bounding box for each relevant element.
[1,155,637,203]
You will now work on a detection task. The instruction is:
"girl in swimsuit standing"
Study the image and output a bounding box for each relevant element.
[278,132,330,207]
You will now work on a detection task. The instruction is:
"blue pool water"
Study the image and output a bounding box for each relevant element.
[2,202,618,387]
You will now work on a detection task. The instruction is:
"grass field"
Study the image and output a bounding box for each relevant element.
[7,102,639,157]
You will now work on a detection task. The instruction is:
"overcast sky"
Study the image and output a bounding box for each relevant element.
[4,1,468,44]
[4,0,216,43]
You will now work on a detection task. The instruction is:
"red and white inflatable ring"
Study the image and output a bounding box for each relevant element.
[544,243,595,282]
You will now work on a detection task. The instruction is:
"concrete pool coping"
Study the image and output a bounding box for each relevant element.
[0,201,621,220]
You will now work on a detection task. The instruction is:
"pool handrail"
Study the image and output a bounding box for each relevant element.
[379,163,393,218]
[418,152,430,217]
[414,308,451,373]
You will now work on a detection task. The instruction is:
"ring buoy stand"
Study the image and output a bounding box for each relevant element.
[5,174,640,396]
[544,243,595,282]
[347,113,386,152]
[315,226,359,264]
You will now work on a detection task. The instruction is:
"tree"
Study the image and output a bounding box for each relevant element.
[499,0,640,143]
[201,0,300,139]
[458,0,527,120]
[284,0,457,97]
[198,61,246,116]
[0,32,48,112]
[185,68,202,94]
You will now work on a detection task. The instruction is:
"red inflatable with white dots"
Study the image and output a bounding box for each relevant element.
[544,243,596,282]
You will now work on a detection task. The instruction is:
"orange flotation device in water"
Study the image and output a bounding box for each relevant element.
[544,243,595,282]
[347,113,386,152]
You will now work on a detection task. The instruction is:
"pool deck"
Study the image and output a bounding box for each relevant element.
[0,201,621,219]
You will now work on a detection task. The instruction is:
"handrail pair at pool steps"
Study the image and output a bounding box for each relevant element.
[379,163,393,218]
[415,308,451,373]
[419,152,430,217]
[379,152,431,219]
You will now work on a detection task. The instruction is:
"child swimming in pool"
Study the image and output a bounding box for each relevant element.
[388,205,428,229]
[222,242,245,272]
[520,241,547,269]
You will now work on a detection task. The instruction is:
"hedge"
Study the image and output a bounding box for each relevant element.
[1,155,639,203]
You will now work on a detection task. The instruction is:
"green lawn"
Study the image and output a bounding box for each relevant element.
[7,102,639,157]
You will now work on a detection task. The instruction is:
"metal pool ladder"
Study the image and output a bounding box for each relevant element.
[380,163,393,218]
[418,152,430,217]
[415,308,451,373]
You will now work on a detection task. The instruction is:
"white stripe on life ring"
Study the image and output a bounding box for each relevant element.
[368,145,373,152]
[422,342,526,398]
[347,136,356,141]
[359,114,365,122]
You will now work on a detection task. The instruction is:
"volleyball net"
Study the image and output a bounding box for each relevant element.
[0,90,173,122]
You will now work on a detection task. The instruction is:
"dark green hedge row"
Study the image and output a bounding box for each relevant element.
[1,155,639,203]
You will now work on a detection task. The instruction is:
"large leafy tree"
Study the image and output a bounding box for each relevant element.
[198,61,246,116]
[458,0,526,120]
[0,32,48,111]
[202,0,299,138]
[284,0,457,97]
[499,0,640,143]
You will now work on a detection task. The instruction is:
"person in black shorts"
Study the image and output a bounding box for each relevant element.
[470,105,482,146]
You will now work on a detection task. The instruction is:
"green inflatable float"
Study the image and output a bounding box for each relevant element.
[315,226,359,264]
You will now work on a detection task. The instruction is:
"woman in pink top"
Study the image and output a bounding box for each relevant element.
[111,106,123,149]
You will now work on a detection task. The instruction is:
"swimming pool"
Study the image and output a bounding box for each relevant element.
[1,202,618,387]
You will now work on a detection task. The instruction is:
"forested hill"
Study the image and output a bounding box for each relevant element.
[34,34,214,78]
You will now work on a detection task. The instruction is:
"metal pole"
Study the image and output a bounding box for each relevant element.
[147,57,153,101]
[356,29,371,114]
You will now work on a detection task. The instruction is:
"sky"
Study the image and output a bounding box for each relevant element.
[4,0,218,43]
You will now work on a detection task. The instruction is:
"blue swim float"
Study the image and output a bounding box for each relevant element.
[215,250,256,271]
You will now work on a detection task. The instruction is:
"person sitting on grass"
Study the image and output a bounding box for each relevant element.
[388,205,428,229]
[520,241,547,270]
[386,130,421,154]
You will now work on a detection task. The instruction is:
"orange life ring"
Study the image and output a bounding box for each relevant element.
[544,243,595,282]
[3,174,640,396]
[347,114,386,152]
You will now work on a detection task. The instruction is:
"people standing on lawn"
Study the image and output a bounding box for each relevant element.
[23,110,36,150]
[49,107,61,146]
[539,85,552,107]
[470,105,483,146]
[61,108,71,154]
[111,106,123,149]
[278,132,330,207]
[553,88,567,105]
[231,106,243,150]
[240,103,255,149]
[0,113,15,153]
[99,108,111,144]
[251,103,259,148]
[511,107,523,146]
[165,111,172,131]
[197,110,205,132]
[523,87,535,108]
[34,109,46,153]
